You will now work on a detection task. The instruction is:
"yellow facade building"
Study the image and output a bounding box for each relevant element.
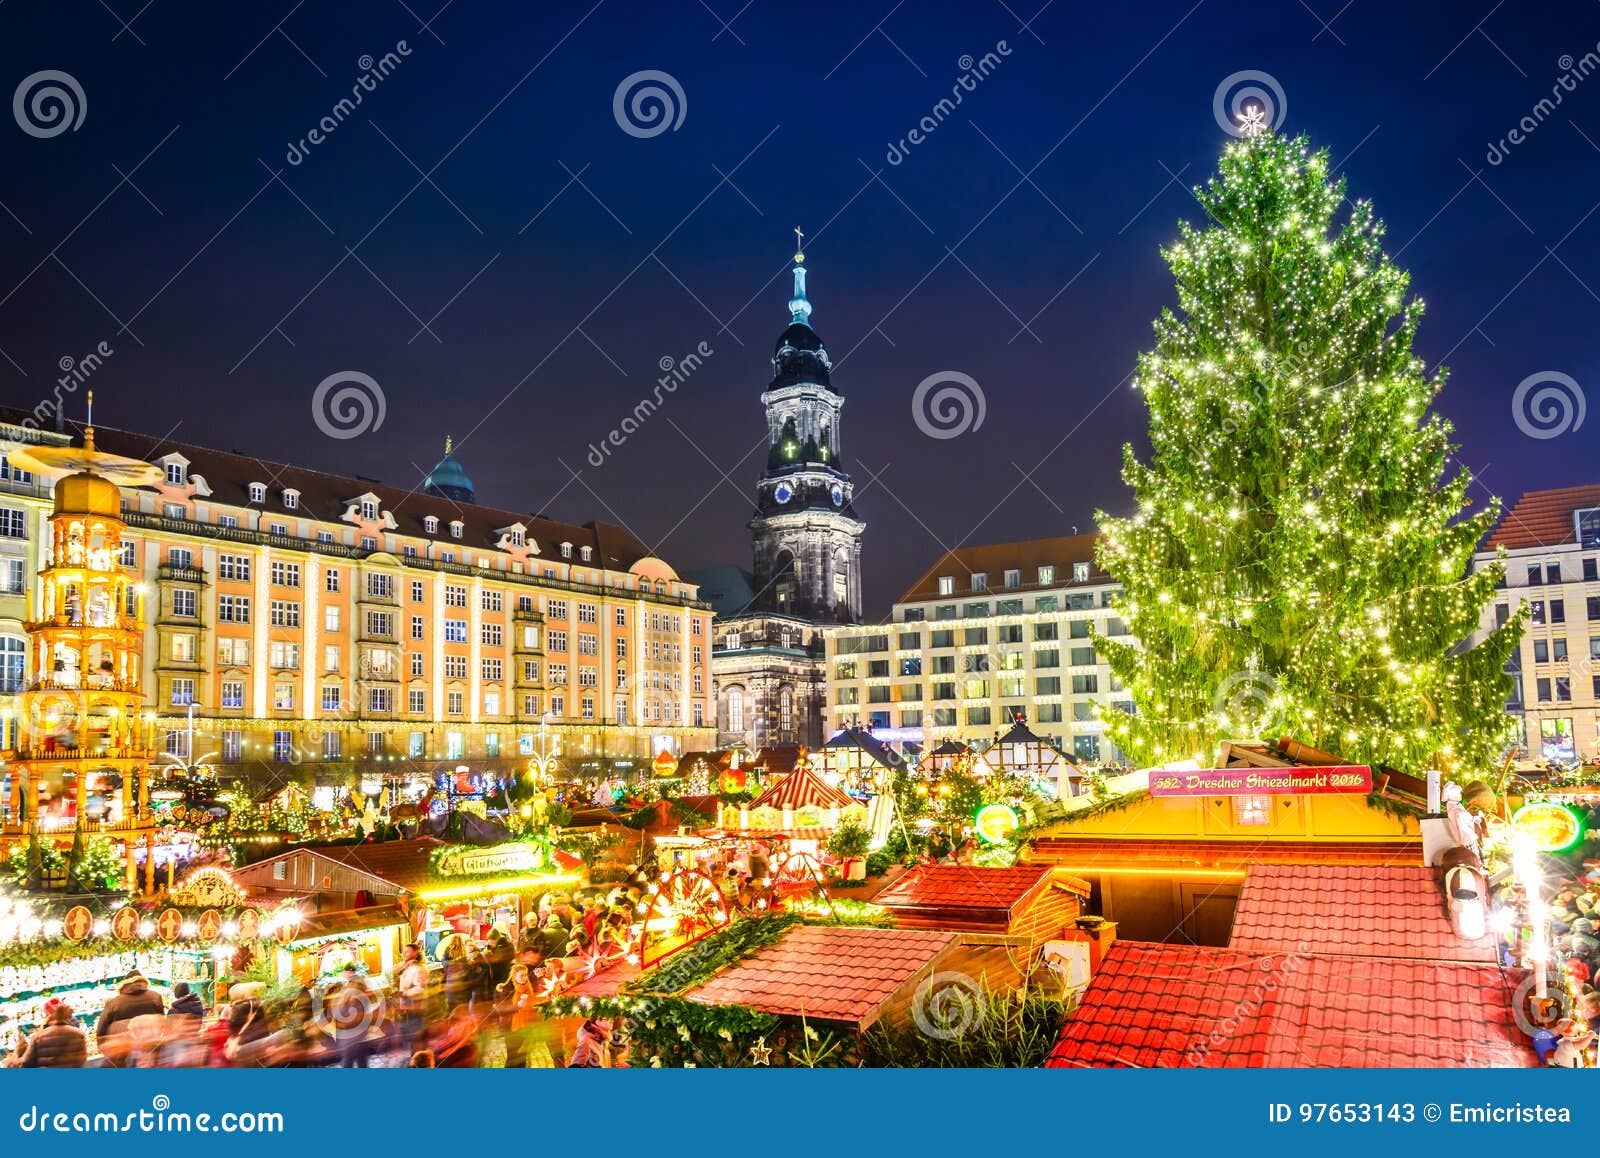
[0,409,714,819]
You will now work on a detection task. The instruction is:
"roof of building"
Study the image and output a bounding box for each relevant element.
[239,837,446,895]
[1045,941,1536,1068]
[1229,864,1499,964]
[897,533,1108,605]
[819,726,899,767]
[2,408,661,572]
[748,766,859,811]
[873,865,1090,918]
[751,746,806,775]
[681,565,757,618]
[1483,483,1600,551]
[1027,836,1422,872]
[685,925,957,1028]
[421,439,475,503]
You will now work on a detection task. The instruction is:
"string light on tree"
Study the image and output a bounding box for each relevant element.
[1094,128,1521,776]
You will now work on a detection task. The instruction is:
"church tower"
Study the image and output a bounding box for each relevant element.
[749,232,865,623]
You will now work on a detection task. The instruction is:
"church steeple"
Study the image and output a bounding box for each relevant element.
[788,227,812,325]
[748,231,865,624]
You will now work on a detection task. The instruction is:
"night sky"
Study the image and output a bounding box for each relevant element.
[0,0,1593,616]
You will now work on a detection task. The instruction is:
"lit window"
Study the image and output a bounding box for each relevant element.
[1232,795,1271,826]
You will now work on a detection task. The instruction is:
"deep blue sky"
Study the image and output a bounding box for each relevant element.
[0,0,1593,616]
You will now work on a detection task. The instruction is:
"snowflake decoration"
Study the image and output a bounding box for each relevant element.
[1237,105,1268,137]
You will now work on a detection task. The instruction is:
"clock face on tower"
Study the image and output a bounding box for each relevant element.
[774,482,793,504]
[830,485,844,507]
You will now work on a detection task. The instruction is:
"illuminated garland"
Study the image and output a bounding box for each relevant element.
[1094,129,1521,776]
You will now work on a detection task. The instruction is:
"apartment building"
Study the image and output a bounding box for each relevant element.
[0,410,715,776]
[0,424,70,743]
[1474,485,1600,763]
[823,534,1133,762]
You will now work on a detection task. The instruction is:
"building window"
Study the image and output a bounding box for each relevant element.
[446,732,465,759]
[370,688,393,712]
[325,605,341,633]
[248,482,265,502]
[273,730,293,761]
[1073,562,1090,582]
[269,601,301,628]
[283,489,299,509]
[321,686,342,712]
[727,689,745,733]
[221,681,244,708]
[270,561,301,588]
[219,554,251,581]
[1003,569,1020,588]
[322,732,341,760]
[359,499,377,521]
[172,589,196,618]
[449,521,463,539]
[167,462,187,486]
[408,689,426,713]
[447,691,464,715]
[170,678,195,706]
[0,558,25,594]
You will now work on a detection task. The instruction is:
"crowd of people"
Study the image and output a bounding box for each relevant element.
[0,884,662,1069]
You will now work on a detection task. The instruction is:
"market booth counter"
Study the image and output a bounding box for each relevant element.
[231,836,583,961]
[270,904,409,989]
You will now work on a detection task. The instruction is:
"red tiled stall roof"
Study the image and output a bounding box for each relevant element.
[685,925,957,1029]
[1483,483,1600,551]
[897,533,1108,604]
[748,767,858,811]
[874,865,1087,915]
[1046,941,1536,1069]
[1229,864,1498,964]
[1028,837,1421,873]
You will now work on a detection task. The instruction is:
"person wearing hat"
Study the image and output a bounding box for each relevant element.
[94,970,165,1066]
[21,1003,87,1068]
[167,981,205,1019]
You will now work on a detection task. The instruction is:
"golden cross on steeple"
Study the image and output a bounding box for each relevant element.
[444,434,453,456]
[793,226,804,264]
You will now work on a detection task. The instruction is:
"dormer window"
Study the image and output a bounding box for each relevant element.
[579,545,592,562]
[165,462,186,486]
[1578,507,1600,548]
[1038,565,1055,585]
[449,520,463,540]
[283,489,299,509]
[560,543,572,559]
[1073,562,1090,582]
[510,529,524,546]
[248,482,266,503]
[359,499,377,521]
[424,516,438,534]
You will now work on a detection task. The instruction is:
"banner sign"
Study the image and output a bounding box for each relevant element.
[1149,765,1372,797]
[436,841,545,877]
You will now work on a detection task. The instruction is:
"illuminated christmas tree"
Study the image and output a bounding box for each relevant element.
[1096,127,1520,776]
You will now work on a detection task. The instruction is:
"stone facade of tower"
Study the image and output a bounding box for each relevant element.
[747,246,866,624]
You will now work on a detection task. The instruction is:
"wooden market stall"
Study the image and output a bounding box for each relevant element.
[1024,739,1427,946]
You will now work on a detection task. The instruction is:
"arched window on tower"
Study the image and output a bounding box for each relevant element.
[779,686,794,734]
[727,688,745,734]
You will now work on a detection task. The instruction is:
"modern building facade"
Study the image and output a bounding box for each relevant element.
[1474,484,1600,764]
[689,238,861,750]
[823,534,1132,762]
[0,408,716,791]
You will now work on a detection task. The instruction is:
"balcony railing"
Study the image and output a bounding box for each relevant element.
[157,564,206,584]
[29,672,140,694]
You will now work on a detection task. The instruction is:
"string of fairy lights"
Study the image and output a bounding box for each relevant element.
[1093,128,1521,776]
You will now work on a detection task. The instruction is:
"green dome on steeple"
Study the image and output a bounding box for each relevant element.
[423,435,475,504]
